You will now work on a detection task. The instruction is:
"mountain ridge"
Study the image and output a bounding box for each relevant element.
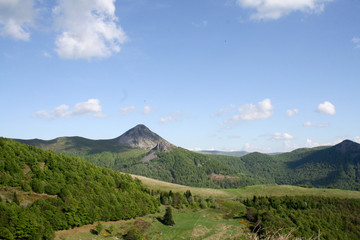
[12,125,360,190]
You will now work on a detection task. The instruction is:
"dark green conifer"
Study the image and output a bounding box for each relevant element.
[163,206,175,226]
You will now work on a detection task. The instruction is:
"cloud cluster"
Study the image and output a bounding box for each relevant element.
[244,143,272,152]
[221,98,273,127]
[160,112,180,124]
[316,101,336,115]
[270,132,293,141]
[0,0,127,59]
[53,0,127,59]
[303,121,330,128]
[286,108,299,117]
[35,99,104,120]
[142,105,152,115]
[236,0,331,20]
[120,106,136,115]
[0,0,35,40]
[236,98,274,121]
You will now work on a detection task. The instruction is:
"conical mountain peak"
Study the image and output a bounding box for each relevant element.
[116,124,172,150]
[334,139,360,154]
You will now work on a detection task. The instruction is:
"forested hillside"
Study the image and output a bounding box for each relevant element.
[61,147,257,188]
[217,140,360,190]
[0,138,158,239]
[14,125,360,191]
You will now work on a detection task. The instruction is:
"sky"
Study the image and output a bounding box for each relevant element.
[1,0,360,153]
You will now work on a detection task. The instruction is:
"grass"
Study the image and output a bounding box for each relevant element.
[54,176,360,240]
[130,174,232,199]
[55,207,250,240]
[131,174,360,200]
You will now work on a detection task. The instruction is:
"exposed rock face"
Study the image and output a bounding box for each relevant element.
[152,141,173,153]
[115,124,173,150]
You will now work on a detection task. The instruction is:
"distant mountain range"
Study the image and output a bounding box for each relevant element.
[14,124,360,190]
[197,150,249,157]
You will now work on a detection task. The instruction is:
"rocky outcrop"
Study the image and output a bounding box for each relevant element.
[115,124,173,150]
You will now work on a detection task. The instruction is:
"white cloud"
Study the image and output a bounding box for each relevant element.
[236,0,331,20]
[303,121,315,127]
[53,0,128,59]
[316,101,336,115]
[352,37,360,48]
[212,104,235,117]
[142,105,152,115]
[160,112,180,124]
[221,99,273,128]
[303,121,330,128]
[354,136,360,143]
[35,99,104,119]
[73,99,103,116]
[0,0,35,40]
[286,108,299,117]
[43,51,52,58]
[271,132,294,141]
[244,143,272,153]
[120,106,136,115]
[236,98,273,121]
[305,138,320,148]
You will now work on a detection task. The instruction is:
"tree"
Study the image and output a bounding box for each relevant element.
[163,206,175,226]
[95,222,103,235]
[13,192,19,205]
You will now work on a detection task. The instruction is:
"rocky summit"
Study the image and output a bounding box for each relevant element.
[115,124,173,150]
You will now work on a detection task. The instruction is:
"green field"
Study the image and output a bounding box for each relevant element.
[55,207,251,240]
[54,176,360,240]
[132,174,360,200]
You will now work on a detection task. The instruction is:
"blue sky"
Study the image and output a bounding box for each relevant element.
[1,0,359,153]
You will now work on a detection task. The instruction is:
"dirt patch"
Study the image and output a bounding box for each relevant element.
[210,173,239,181]
[192,225,210,238]
[39,162,45,169]
[23,165,31,174]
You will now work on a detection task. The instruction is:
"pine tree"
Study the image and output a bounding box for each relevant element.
[163,206,175,226]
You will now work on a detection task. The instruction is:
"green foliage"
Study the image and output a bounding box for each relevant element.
[243,196,360,239]
[124,226,144,240]
[95,222,103,235]
[216,143,360,190]
[163,207,175,226]
[12,192,19,205]
[0,138,159,239]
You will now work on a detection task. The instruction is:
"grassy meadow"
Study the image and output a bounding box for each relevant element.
[132,174,360,200]
[54,175,360,240]
[55,207,251,240]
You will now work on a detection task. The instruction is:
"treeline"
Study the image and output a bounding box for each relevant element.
[243,195,360,239]
[0,138,158,239]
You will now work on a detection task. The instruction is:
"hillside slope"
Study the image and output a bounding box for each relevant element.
[217,140,360,190]
[14,125,360,190]
[0,138,158,239]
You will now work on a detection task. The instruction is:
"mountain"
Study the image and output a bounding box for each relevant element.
[14,125,249,188]
[15,124,174,154]
[0,138,158,239]
[216,140,360,190]
[115,124,173,150]
[197,150,248,157]
[14,126,360,190]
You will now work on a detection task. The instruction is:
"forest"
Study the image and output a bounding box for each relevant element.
[243,195,360,239]
[0,138,158,239]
